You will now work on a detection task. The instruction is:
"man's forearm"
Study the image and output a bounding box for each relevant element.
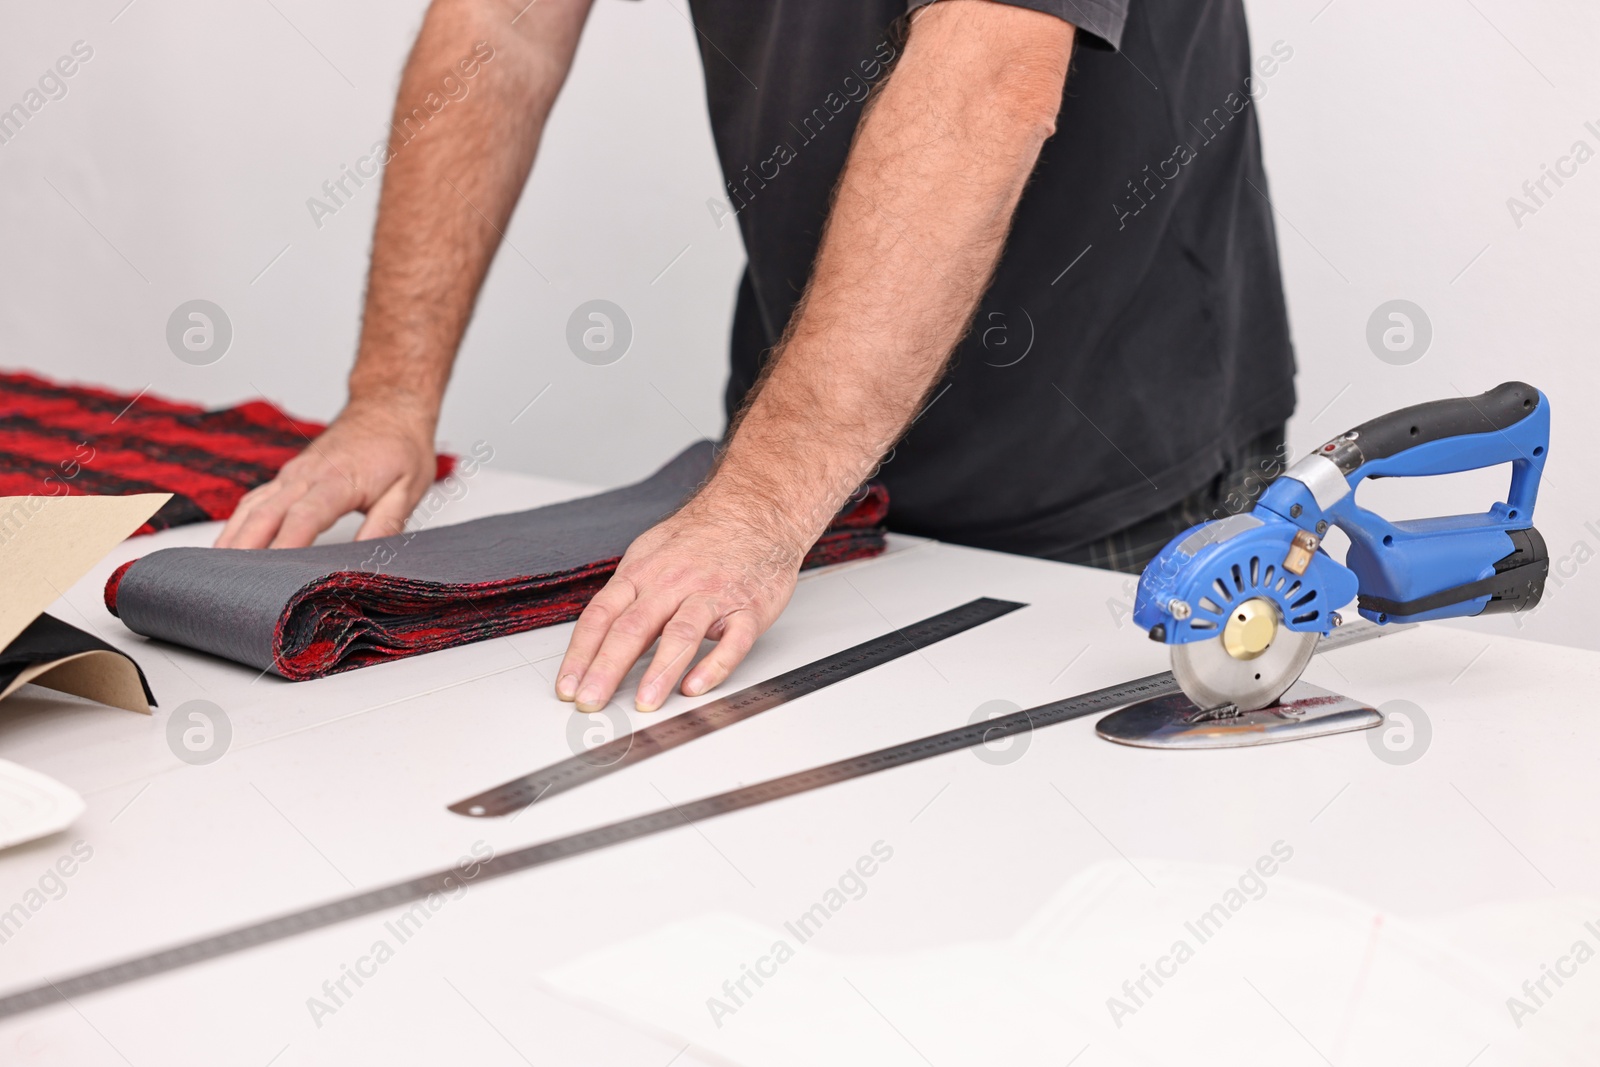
[706,1,1074,546]
[551,2,1074,711]
[348,0,594,426]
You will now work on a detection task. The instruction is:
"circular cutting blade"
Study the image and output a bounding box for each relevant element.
[1170,616,1317,712]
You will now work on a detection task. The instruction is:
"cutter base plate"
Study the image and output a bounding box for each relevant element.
[1095,680,1380,750]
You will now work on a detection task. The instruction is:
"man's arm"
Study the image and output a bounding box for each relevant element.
[217,0,595,549]
[558,0,1075,712]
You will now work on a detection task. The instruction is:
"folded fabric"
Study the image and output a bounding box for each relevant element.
[0,370,454,535]
[106,442,889,680]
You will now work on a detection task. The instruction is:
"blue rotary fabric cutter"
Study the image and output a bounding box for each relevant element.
[1098,382,1550,748]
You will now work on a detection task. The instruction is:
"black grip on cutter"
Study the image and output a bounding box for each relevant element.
[1345,381,1541,464]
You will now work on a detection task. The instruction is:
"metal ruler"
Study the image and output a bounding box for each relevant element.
[0,618,1398,1020]
[449,596,1026,817]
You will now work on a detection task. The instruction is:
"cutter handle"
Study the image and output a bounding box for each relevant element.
[1307,383,1551,624]
[1264,382,1550,527]
[1347,380,1542,471]
[1340,382,1547,520]
[1347,381,1540,460]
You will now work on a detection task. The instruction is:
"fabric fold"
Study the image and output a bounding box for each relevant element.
[106,442,888,680]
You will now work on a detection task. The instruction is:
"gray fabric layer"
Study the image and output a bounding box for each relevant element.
[113,442,715,673]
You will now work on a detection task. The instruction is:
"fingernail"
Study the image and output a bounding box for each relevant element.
[636,682,660,711]
[683,675,705,696]
[576,687,602,712]
[556,674,579,700]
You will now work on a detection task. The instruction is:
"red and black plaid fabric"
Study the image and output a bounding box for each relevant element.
[0,370,454,535]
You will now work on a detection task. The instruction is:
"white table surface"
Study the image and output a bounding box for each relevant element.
[1,468,1597,1067]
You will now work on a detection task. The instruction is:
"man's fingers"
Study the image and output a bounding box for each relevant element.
[555,580,638,702]
[682,611,761,698]
[634,595,721,712]
[215,486,272,548]
[218,481,307,550]
[268,479,362,549]
[213,411,436,550]
[572,594,681,713]
[354,478,420,541]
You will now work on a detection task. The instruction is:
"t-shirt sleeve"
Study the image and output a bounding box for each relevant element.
[905,0,1130,51]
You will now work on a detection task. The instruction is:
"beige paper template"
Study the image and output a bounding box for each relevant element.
[0,493,169,649]
[0,493,170,713]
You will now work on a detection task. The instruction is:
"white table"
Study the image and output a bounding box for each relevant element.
[1,468,1596,1067]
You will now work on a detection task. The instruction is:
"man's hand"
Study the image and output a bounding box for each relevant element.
[555,489,807,712]
[216,402,438,548]
[557,1,1074,712]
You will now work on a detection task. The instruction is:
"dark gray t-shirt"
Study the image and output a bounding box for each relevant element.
[685,0,1296,558]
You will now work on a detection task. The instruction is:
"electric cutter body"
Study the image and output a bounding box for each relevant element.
[1133,382,1551,709]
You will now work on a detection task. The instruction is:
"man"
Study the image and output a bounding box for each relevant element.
[219,0,1295,715]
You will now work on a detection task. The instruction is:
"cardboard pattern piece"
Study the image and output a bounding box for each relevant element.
[0,613,157,716]
[0,492,169,714]
[0,654,146,713]
[0,493,167,851]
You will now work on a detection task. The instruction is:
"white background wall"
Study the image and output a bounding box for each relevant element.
[2,0,1596,650]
